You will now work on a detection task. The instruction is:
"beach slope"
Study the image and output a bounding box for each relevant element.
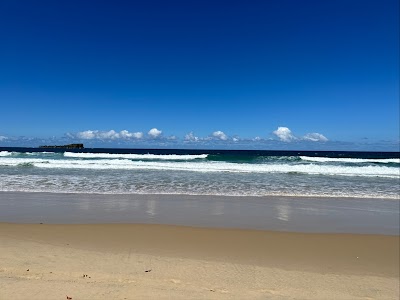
[0,223,398,299]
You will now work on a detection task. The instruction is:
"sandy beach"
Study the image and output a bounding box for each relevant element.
[0,223,398,299]
[1,0,398,297]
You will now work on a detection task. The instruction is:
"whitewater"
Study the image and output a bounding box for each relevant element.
[0,149,398,199]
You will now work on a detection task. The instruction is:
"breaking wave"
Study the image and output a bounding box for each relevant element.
[0,157,398,178]
[64,152,208,160]
[300,156,400,164]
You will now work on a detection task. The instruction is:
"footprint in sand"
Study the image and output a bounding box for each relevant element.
[260,289,285,296]
[170,279,181,284]
[118,279,135,284]
[207,288,229,294]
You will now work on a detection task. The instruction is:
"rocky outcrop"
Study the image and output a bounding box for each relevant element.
[39,144,84,149]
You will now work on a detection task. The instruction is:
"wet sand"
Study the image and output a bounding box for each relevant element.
[0,223,399,299]
[0,192,399,234]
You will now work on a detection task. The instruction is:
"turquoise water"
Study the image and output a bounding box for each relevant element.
[0,148,399,199]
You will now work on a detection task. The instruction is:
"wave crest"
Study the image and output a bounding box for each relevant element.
[300,156,400,164]
[63,152,208,160]
[1,157,398,178]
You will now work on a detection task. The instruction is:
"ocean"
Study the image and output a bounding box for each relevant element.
[0,147,399,199]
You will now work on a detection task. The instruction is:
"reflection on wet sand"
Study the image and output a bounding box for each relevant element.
[0,192,398,235]
[276,200,291,222]
[211,201,224,216]
[146,199,157,216]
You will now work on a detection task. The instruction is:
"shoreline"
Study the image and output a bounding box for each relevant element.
[2,189,400,200]
[0,191,398,235]
[0,222,398,299]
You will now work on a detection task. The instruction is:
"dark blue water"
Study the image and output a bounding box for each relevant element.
[1,147,399,159]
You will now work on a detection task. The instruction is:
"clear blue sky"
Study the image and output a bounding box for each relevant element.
[0,0,398,150]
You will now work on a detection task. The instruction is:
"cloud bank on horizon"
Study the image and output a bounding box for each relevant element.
[66,126,329,144]
[0,126,399,151]
[64,126,328,143]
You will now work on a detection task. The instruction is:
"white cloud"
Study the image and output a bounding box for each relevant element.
[148,128,162,138]
[76,130,143,140]
[132,132,143,139]
[67,127,328,145]
[120,130,143,139]
[119,130,132,138]
[184,132,199,142]
[303,133,328,142]
[0,136,8,141]
[273,127,328,142]
[212,130,228,141]
[273,127,296,142]
[98,130,119,139]
[77,130,97,139]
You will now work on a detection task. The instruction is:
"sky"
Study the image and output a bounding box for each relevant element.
[0,0,399,150]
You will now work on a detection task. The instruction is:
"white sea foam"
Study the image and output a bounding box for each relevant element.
[0,151,57,157]
[25,151,56,155]
[0,174,398,199]
[63,152,208,160]
[1,157,398,178]
[300,156,400,164]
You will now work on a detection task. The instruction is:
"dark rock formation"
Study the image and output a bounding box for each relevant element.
[39,144,84,149]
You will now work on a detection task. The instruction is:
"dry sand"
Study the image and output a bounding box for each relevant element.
[0,223,399,299]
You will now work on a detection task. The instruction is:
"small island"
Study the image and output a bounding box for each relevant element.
[39,143,84,149]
